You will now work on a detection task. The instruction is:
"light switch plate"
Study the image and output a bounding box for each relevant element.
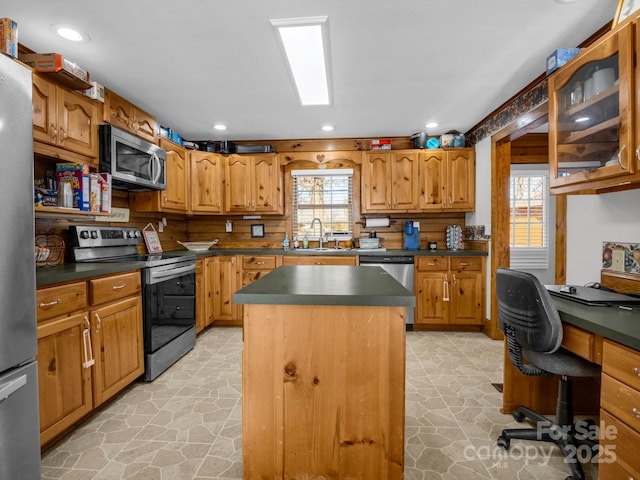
[612,249,625,272]
[226,220,232,233]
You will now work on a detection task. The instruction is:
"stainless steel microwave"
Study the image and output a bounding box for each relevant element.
[99,125,166,191]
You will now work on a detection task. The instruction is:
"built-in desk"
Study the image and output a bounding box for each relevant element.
[502,298,640,479]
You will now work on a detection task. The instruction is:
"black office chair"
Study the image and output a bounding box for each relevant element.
[495,268,600,480]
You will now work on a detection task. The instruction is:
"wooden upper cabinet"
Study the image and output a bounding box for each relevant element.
[32,74,99,164]
[548,23,635,194]
[129,138,189,213]
[190,151,224,214]
[224,154,283,214]
[103,88,157,144]
[419,148,475,211]
[361,150,419,213]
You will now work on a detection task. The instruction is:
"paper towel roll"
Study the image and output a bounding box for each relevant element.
[364,217,390,228]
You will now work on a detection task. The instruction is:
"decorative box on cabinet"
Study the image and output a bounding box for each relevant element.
[414,256,484,329]
[419,149,475,211]
[103,88,157,144]
[224,154,283,214]
[32,73,99,165]
[548,23,636,194]
[130,137,189,213]
[361,150,419,213]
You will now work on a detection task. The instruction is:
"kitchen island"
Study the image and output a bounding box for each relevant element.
[233,265,415,479]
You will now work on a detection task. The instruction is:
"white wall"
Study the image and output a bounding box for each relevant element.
[566,190,640,284]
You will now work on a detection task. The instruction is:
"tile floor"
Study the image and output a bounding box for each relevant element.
[41,328,598,479]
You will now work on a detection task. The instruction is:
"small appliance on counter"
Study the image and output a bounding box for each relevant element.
[404,221,420,250]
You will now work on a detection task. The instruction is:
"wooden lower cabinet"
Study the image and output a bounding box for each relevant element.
[36,271,143,446]
[206,255,242,326]
[195,258,206,333]
[90,296,144,406]
[414,256,484,329]
[37,311,93,447]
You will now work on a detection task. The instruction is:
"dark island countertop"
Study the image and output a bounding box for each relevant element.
[553,296,640,351]
[234,265,416,307]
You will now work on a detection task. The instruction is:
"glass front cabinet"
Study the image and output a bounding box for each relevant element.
[548,23,635,194]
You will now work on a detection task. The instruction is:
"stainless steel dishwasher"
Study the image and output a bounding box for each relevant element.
[359,255,415,329]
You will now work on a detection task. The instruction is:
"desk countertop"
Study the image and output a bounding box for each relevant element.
[233,265,416,307]
[553,297,640,351]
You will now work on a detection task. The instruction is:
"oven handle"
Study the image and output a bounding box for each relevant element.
[149,264,195,282]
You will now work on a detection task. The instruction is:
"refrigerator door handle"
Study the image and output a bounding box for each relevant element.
[0,374,27,402]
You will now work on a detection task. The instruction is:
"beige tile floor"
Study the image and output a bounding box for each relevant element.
[41,328,598,479]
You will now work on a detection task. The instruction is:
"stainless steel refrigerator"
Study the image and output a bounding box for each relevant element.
[0,54,42,479]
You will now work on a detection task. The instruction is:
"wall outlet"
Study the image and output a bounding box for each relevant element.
[226,220,233,233]
[158,221,164,233]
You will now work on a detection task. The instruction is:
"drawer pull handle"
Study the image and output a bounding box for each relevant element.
[112,284,126,290]
[633,367,640,377]
[633,407,640,420]
[459,262,469,266]
[39,299,61,308]
[427,262,435,266]
[255,261,265,265]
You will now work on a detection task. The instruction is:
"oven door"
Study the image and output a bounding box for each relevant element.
[143,262,196,380]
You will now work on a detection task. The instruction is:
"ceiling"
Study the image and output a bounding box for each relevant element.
[5,0,618,142]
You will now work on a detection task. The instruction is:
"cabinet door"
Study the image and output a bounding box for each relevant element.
[56,88,99,159]
[419,151,446,210]
[447,150,475,211]
[191,151,224,213]
[361,153,392,212]
[450,271,483,324]
[548,24,635,192]
[225,155,253,213]
[37,312,93,446]
[161,141,189,212]
[210,256,242,323]
[392,151,419,210]
[90,296,144,406]
[32,74,57,146]
[415,271,450,324]
[103,89,134,132]
[195,259,206,333]
[132,110,157,144]
[253,154,282,214]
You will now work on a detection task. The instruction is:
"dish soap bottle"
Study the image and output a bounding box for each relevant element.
[293,235,299,249]
[283,233,290,251]
[303,235,309,249]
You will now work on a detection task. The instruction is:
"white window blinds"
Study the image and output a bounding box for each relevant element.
[509,171,549,270]
[291,169,353,240]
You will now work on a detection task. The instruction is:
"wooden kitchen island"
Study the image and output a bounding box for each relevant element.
[233,265,415,480]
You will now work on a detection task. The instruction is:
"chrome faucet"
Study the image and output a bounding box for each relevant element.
[310,218,323,249]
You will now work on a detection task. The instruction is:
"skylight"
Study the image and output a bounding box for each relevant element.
[271,16,332,106]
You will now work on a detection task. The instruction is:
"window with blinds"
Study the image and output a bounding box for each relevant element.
[509,172,549,270]
[291,169,353,240]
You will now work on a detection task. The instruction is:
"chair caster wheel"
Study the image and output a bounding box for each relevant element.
[497,435,510,450]
[512,410,526,422]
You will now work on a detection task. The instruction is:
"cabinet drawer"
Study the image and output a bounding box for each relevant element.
[416,256,447,271]
[601,374,640,434]
[603,339,640,391]
[450,257,482,271]
[37,282,87,322]
[283,256,357,266]
[599,410,640,479]
[561,324,603,365]
[243,255,278,270]
[90,271,141,305]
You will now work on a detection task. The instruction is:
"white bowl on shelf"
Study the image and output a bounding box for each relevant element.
[177,240,219,252]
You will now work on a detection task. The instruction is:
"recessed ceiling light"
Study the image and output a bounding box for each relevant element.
[321,125,334,132]
[214,124,227,131]
[425,122,438,129]
[51,24,90,43]
[555,0,582,4]
[574,116,590,123]
[271,16,332,106]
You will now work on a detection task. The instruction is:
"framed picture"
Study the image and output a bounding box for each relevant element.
[251,224,265,238]
[614,0,640,26]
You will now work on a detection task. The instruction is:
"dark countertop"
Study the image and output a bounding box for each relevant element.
[553,296,640,351]
[36,248,486,287]
[233,265,416,307]
[36,262,146,287]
